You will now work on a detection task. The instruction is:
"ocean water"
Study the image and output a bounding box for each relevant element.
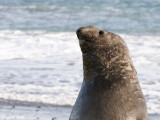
[0,0,160,116]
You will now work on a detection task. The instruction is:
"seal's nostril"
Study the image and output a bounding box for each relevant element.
[76,29,81,34]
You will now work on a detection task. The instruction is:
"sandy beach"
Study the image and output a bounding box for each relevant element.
[0,104,71,120]
[0,105,159,120]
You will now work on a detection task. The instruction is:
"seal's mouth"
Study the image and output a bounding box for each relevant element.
[79,39,92,43]
[79,39,85,44]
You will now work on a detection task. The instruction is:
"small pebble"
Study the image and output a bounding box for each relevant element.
[52,117,57,120]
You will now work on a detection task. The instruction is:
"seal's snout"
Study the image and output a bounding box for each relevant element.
[76,27,84,35]
[76,27,86,40]
[76,28,82,34]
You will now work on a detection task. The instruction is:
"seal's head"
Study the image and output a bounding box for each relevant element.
[76,26,128,56]
[76,26,135,81]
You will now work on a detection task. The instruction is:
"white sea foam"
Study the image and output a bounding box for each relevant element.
[103,7,120,12]
[0,30,159,114]
[0,30,79,60]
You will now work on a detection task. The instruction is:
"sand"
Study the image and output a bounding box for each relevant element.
[0,104,159,120]
[0,105,71,120]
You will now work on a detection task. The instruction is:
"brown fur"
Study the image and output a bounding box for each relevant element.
[69,26,148,120]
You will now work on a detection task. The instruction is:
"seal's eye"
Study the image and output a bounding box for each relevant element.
[99,30,104,35]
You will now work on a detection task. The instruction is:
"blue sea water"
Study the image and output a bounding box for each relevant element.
[0,0,160,34]
[0,0,160,119]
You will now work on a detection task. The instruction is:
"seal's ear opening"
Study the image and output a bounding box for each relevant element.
[99,30,104,35]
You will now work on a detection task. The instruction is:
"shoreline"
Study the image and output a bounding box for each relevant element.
[0,105,71,120]
[0,104,159,120]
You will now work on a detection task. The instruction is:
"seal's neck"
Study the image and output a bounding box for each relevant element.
[82,51,106,80]
[82,51,137,82]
